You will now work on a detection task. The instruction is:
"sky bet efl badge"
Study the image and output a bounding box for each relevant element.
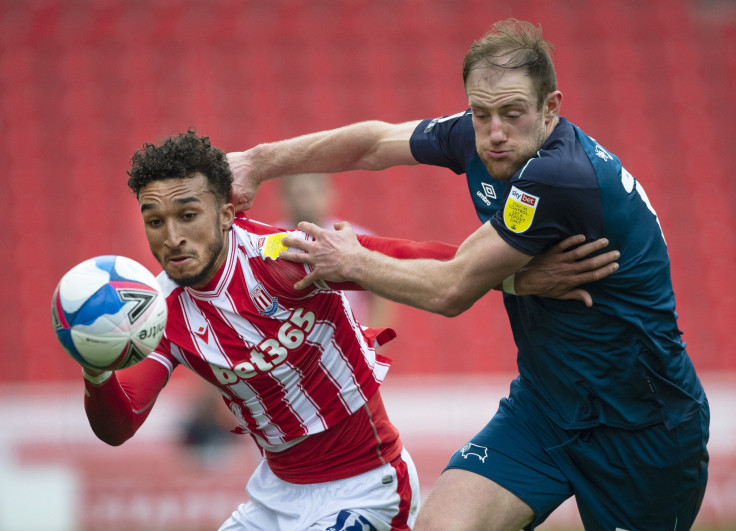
[503,186,539,233]
[258,232,289,260]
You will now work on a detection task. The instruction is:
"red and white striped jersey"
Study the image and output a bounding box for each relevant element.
[150,216,391,452]
[83,216,455,481]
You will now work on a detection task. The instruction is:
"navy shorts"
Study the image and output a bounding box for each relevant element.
[445,378,709,530]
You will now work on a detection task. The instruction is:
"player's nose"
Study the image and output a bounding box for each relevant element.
[163,220,185,248]
[488,115,507,143]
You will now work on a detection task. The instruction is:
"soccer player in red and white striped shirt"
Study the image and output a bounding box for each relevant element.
[82,131,457,530]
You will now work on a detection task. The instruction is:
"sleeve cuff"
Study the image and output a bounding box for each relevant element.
[82,368,113,385]
[501,274,516,295]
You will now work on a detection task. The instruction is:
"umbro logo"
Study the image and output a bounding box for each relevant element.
[481,182,497,199]
[476,182,497,207]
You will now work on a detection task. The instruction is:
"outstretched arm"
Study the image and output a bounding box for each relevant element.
[226,120,420,211]
[300,228,618,307]
[83,359,169,446]
[282,221,531,317]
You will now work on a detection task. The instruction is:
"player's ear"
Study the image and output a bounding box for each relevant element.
[544,90,562,122]
[220,202,235,231]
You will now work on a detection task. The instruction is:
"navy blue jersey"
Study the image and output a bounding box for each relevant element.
[410,111,507,223]
[410,112,705,430]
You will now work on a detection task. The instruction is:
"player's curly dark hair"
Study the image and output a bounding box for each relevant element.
[127,129,233,203]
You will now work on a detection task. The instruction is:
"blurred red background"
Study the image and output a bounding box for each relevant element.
[1,0,734,529]
[2,0,734,383]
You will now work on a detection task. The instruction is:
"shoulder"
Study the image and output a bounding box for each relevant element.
[410,110,476,174]
[233,214,286,235]
[517,119,597,189]
[231,219,323,299]
[414,110,473,136]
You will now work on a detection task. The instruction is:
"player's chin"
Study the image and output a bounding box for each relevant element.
[165,266,206,288]
[486,163,517,182]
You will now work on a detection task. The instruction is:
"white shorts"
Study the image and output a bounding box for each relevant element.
[218,448,420,530]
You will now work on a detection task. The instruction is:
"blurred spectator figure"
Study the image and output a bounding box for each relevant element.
[277,173,396,328]
[180,377,242,465]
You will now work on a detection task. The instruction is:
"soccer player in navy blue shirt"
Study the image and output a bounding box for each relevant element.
[228,18,708,531]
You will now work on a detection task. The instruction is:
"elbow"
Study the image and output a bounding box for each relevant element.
[357,121,413,171]
[91,425,132,447]
[98,434,130,447]
[97,433,129,447]
[437,301,473,318]
[431,286,475,318]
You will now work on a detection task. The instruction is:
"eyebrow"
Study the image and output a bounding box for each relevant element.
[140,196,201,213]
[470,98,529,109]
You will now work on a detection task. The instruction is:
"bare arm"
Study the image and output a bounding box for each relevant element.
[282,221,532,317]
[226,120,420,211]
[324,231,618,307]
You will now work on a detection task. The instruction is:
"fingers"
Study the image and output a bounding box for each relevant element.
[233,200,252,213]
[577,261,619,283]
[332,220,353,232]
[294,273,316,291]
[573,250,620,274]
[282,222,323,251]
[296,221,324,237]
[279,250,311,264]
[557,289,594,308]
[564,237,610,260]
[552,234,586,252]
[281,236,311,253]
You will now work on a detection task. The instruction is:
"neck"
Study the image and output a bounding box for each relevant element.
[190,230,231,290]
[545,115,560,138]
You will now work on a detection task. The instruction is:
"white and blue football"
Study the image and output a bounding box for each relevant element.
[51,255,167,371]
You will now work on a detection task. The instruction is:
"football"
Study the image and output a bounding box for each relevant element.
[51,255,168,371]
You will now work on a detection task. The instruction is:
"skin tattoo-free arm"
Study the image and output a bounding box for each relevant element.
[282,221,532,317]
[226,120,420,211]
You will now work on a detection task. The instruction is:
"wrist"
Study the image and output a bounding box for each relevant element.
[341,246,369,283]
[501,274,517,295]
[241,145,267,186]
[82,367,113,385]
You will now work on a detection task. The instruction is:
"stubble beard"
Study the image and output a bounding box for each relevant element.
[162,227,227,289]
[480,126,548,181]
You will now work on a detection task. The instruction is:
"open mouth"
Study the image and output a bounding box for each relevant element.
[167,255,192,266]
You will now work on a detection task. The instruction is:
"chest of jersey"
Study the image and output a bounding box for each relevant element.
[465,157,506,223]
[165,254,352,393]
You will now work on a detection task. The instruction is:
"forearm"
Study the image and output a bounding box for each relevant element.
[350,225,527,315]
[343,247,476,317]
[83,360,167,446]
[84,375,141,445]
[247,120,419,182]
[285,222,529,315]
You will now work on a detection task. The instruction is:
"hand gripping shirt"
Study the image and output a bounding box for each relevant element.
[411,112,706,430]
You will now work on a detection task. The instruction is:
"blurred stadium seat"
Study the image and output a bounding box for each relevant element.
[1,0,733,381]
